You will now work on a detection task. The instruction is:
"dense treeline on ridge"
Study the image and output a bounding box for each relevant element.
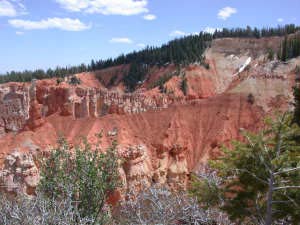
[278,34,300,61]
[213,24,299,39]
[0,32,213,86]
[1,24,299,89]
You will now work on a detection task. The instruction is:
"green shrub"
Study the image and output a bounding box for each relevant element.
[108,74,118,87]
[38,135,120,224]
[247,93,255,104]
[123,62,148,91]
[181,77,188,96]
[267,48,275,61]
[149,73,174,92]
[295,66,300,73]
[69,76,81,85]
[203,62,210,70]
[200,57,210,69]
[56,78,63,85]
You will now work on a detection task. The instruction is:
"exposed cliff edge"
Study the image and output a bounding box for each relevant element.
[0,37,299,194]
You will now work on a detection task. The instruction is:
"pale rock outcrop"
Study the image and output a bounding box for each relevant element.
[0,150,39,195]
[0,84,30,135]
[118,143,189,192]
[119,144,153,192]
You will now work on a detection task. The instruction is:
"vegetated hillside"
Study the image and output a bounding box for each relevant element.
[1,24,299,90]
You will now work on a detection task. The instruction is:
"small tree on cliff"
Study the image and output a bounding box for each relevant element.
[294,87,300,125]
[191,113,300,225]
[38,134,120,224]
[181,77,188,96]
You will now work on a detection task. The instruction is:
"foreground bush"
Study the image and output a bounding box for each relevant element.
[38,136,120,224]
[116,186,231,225]
[0,192,95,225]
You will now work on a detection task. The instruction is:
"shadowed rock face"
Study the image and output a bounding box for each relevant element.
[0,37,299,196]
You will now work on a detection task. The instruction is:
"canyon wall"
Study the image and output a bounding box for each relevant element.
[0,37,299,195]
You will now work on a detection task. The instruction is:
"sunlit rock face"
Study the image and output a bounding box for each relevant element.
[0,80,173,135]
[0,36,298,197]
[0,150,39,195]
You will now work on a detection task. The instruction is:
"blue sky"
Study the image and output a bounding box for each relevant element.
[0,0,299,73]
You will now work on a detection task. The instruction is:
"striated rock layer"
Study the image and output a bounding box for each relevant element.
[0,92,265,194]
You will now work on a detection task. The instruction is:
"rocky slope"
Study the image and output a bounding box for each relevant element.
[0,36,299,195]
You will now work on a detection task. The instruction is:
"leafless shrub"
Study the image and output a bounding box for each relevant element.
[195,166,223,187]
[115,185,232,225]
[0,192,97,225]
[189,166,225,209]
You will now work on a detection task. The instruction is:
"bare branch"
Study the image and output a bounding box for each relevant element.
[274,186,300,190]
[274,167,300,175]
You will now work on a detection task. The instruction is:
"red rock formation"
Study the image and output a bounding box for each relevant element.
[0,37,298,195]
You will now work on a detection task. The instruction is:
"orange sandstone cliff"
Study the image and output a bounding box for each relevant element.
[0,37,298,194]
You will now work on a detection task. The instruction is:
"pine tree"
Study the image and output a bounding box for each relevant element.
[181,77,188,95]
[196,113,300,225]
[91,59,96,71]
[294,68,300,125]
[281,36,288,61]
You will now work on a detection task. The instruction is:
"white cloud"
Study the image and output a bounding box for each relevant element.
[0,0,16,16]
[169,30,199,37]
[218,7,237,20]
[110,37,133,44]
[55,0,149,16]
[9,17,91,31]
[0,0,26,17]
[203,27,221,34]
[277,18,284,23]
[137,43,146,48]
[55,0,89,12]
[169,30,187,37]
[15,31,24,35]
[143,14,156,20]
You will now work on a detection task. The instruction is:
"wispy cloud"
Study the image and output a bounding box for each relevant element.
[277,18,284,23]
[169,30,199,37]
[9,17,91,31]
[55,0,149,16]
[137,43,146,48]
[218,7,237,20]
[143,14,156,20]
[0,0,27,17]
[169,30,187,37]
[15,31,24,35]
[110,37,133,44]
